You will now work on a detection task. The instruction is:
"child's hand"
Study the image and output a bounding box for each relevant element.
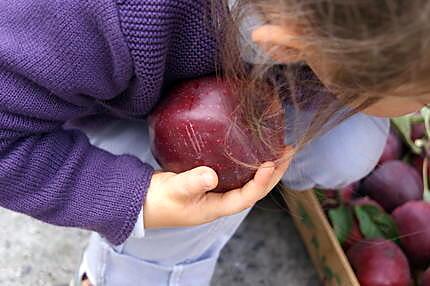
[143,149,293,229]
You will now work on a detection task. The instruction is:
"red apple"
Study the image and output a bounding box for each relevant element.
[411,123,426,142]
[343,219,363,250]
[411,154,430,179]
[347,239,412,286]
[148,77,286,192]
[339,182,360,204]
[378,128,403,165]
[392,201,430,266]
[362,160,423,212]
[319,191,340,210]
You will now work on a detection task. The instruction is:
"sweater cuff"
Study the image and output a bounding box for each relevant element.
[101,161,153,245]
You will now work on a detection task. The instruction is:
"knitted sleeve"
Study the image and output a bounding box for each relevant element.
[0,0,153,245]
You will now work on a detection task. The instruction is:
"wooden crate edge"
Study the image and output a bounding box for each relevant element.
[281,187,360,286]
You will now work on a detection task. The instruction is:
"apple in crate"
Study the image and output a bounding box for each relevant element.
[392,201,430,266]
[411,123,426,141]
[149,77,286,192]
[347,239,411,286]
[362,160,423,212]
[378,128,403,165]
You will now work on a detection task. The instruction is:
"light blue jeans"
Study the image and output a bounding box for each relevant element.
[80,209,251,286]
[77,111,389,285]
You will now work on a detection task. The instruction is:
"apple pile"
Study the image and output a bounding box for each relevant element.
[320,111,430,286]
[148,76,286,192]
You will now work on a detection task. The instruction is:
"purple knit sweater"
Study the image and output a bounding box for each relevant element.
[0,0,217,245]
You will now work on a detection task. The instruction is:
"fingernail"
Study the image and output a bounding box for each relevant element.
[268,166,275,175]
[203,172,215,188]
[262,162,276,170]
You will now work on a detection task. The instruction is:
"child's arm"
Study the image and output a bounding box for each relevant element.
[0,1,293,244]
[283,113,389,190]
[0,1,153,245]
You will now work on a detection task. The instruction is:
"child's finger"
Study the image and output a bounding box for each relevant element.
[203,148,295,219]
[167,166,218,198]
[268,146,295,188]
[203,162,276,219]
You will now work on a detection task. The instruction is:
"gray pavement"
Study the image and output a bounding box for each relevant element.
[0,190,320,286]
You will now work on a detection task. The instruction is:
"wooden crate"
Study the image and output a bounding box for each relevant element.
[282,187,360,286]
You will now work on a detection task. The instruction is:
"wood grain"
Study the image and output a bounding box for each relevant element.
[282,187,360,286]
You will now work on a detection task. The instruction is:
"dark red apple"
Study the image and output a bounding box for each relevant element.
[347,239,412,286]
[343,219,363,250]
[392,201,430,266]
[420,267,430,286]
[378,128,404,165]
[362,160,423,212]
[320,182,360,209]
[148,77,286,192]
[324,189,339,200]
[411,154,430,179]
[339,182,360,204]
[411,123,426,142]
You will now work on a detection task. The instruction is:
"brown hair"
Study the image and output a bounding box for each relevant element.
[211,0,430,158]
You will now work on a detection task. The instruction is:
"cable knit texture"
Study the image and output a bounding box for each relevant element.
[0,0,217,245]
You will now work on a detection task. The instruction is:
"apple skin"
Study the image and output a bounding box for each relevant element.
[339,182,360,204]
[411,154,430,179]
[342,219,363,251]
[392,201,430,266]
[148,77,286,192]
[361,160,423,212]
[411,123,426,141]
[378,128,403,165]
[347,239,412,286]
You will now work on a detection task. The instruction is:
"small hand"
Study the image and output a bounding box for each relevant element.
[143,147,294,229]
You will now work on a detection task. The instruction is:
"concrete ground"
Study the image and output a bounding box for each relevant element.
[0,190,320,286]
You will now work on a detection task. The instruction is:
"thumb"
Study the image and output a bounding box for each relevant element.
[168,166,219,198]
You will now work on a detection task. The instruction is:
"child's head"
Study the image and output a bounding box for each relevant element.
[219,0,430,119]
[249,0,430,118]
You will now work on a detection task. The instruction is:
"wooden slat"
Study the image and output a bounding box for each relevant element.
[282,187,360,286]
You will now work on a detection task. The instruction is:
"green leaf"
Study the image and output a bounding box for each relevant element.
[362,205,399,240]
[354,205,399,241]
[421,107,430,139]
[354,206,383,239]
[328,205,353,245]
[391,116,411,139]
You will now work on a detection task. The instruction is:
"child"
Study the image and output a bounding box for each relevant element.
[0,0,425,285]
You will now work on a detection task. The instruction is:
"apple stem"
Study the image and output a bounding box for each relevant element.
[423,156,430,202]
